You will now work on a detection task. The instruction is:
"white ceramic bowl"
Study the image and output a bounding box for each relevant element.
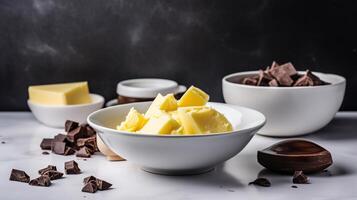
[87,102,266,175]
[28,94,104,128]
[222,71,346,137]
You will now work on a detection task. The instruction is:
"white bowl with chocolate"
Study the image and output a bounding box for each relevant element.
[222,62,346,137]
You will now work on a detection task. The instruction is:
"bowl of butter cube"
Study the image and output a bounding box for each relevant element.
[28,81,104,127]
[88,86,265,175]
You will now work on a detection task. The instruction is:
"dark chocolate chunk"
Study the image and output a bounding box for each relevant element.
[242,77,258,86]
[41,170,63,180]
[293,171,309,184]
[40,138,53,150]
[96,179,112,190]
[65,120,79,132]
[65,160,81,174]
[82,181,98,193]
[268,79,279,87]
[306,70,328,85]
[257,139,333,174]
[54,134,68,143]
[80,124,96,137]
[76,146,92,158]
[29,176,51,187]
[51,141,66,155]
[42,151,50,155]
[269,67,294,86]
[9,169,30,183]
[77,136,97,149]
[64,147,76,155]
[257,70,274,86]
[249,178,271,187]
[38,165,57,175]
[278,62,297,76]
[67,126,86,143]
[293,74,314,86]
[83,176,97,184]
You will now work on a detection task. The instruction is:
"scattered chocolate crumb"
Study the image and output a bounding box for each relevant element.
[42,151,50,155]
[293,171,309,184]
[291,185,298,188]
[1,141,5,144]
[9,169,30,183]
[227,189,235,192]
[249,178,271,187]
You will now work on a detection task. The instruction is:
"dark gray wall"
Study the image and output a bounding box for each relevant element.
[0,0,356,111]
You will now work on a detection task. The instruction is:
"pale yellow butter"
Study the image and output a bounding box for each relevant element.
[28,82,91,105]
[177,86,209,107]
[178,106,233,134]
[117,108,147,132]
[139,113,180,134]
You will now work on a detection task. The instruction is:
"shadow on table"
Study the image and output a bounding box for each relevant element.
[307,114,357,141]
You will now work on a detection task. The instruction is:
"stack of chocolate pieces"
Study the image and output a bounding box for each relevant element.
[40,120,98,158]
[82,176,112,193]
[241,61,329,87]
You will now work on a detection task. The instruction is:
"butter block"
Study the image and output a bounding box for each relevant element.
[139,113,180,134]
[29,82,91,105]
[117,108,147,132]
[145,94,178,118]
[178,106,233,134]
[177,86,209,107]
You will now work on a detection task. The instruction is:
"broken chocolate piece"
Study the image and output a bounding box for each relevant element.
[257,70,273,86]
[268,79,279,86]
[40,138,53,150]
[65,120,79,132]
[38,165,57,175]
[82,181,98,193]
[9,169,30,183]
[293,171,309,184]
[76,146,92,158]
[83,176,97,184]
[41,170,63,180]
[81,124,96,137]
[293,73,314,86]
[54,134,68,143]
[96,179,112,190]
[64,147,76,155]
[67,126,86,143]
[249,178,271,187]
[65,160,81,174]
[242,77,258,86]
[51,141,66,155]
[29,176,51,187]
[269,67,294,86]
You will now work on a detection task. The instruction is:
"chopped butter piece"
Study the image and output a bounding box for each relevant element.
[139,113,180,134]
[145,94,178,118]
[178,106,233,134]
[177,86,209,107]
[28,82,91,105]
[117,108,147,132]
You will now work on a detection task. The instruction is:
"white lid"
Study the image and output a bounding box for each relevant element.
[117,78,187,98]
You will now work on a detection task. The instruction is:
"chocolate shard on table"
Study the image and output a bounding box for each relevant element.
[29,176,51,187]
[64,147,76,155]
[83,176,112,191]
[51,141,67,155]
[82,180,98,193]
[76,146,92,158]
[66,126,86,143]
[257,139,333,174]
[9,169,30,183]
[83,176,97,184]
[38,165,57,175]
[65,120,79,132]
[53,133,68,143]
[293,171,310,184]
[65,160,81,174]
[80,123,96,137]
[248,178,271,187]
[40,138,53,150]
[41,170,63,180]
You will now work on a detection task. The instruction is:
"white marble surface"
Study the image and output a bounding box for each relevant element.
[1,112,357,200]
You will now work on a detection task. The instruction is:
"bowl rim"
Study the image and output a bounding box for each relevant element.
[27,93,104,108]
[87,102,266,138]
[222,70,346,90]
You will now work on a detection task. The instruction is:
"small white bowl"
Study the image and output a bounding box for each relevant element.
[222,71,346,137]
[87,102,265,175]
[28,93,104,128]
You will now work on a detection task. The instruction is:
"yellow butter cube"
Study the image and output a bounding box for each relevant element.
[139,113,180,134]
[178,106,233,134]
[28,82,91,105]
[145,94,178,118]
[177,86,209,107]
[117,108,147,132]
